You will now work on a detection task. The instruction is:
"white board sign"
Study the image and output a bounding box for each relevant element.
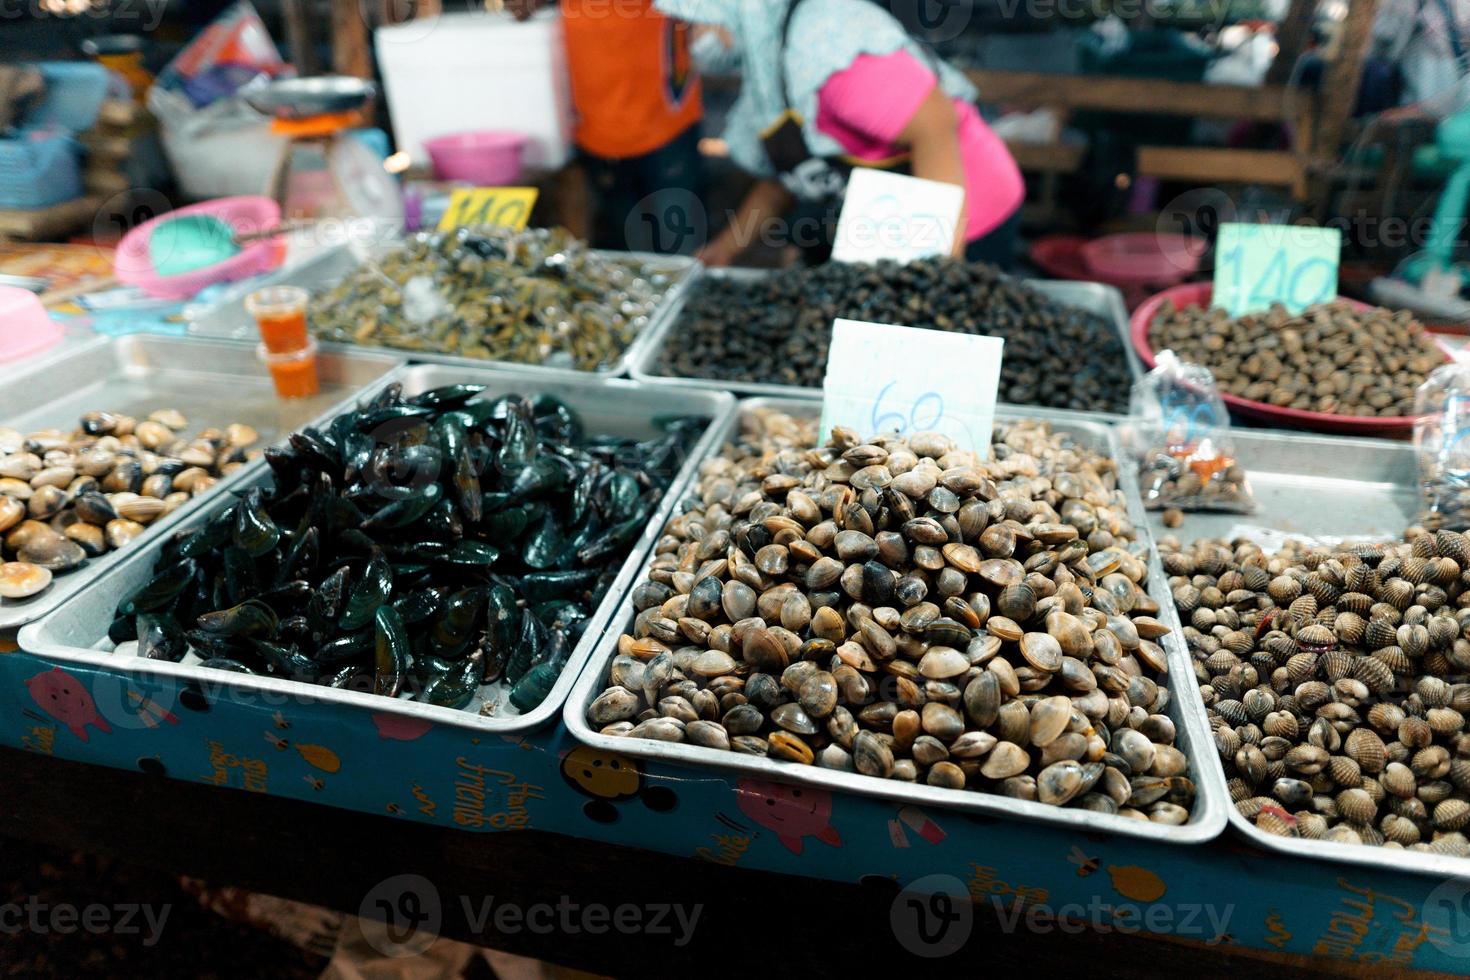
[831,169,965,265]
[819,318,1003,454]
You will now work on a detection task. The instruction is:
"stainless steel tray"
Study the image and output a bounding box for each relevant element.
[627,268,1140,408]
[0,335,404,629]
[188,244,700,382]
[563,397,1228,843]
[1142,428,1470,877]
[20,366,736,734]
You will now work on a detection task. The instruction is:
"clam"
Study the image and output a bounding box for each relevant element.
[590,411,1187,818]
[0,561,51,598]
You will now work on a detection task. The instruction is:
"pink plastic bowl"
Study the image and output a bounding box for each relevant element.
[114,196,283,300]
[0,286,64,363]
[424,131,527,185]
[1081,233,1205,286]
[1131,282,1450,439]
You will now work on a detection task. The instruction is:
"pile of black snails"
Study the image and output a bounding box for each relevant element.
[106,382,706,713]
[656,258,1132,414]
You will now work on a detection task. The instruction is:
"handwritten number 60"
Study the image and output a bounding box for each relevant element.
[872,382,944,436]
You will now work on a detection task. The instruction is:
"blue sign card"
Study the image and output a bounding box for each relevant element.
[1212,222,1341,316]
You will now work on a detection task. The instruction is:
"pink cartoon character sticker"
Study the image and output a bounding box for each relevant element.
[735,777,842,855]
[25,668,111,742]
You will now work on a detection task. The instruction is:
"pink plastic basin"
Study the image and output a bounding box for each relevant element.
[1131,282,1450,439]
[0,286,64,362]
[424,131,527,185]
[114,196,283,300]
[1081,233,1205,286]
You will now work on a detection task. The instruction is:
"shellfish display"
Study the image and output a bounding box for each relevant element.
[1146,301,1443,418]
[309,227,680,371]
[587,408,1196,819]
[0,411,258,600]
[1161,530,1470,853]
[654,259,1133,413]
[103,382,708,713]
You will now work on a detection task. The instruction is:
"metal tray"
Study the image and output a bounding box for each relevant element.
[628,268,1140,407]
[187,244,700,382]
[1141,429,1470,877]
[20,367,736,735]
[564,397,1228,843]
[0,335,404,629]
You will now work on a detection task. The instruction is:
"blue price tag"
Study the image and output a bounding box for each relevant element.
[1212,223,1341,316]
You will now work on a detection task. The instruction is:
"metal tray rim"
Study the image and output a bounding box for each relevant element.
[626,268,1139,410]
[561,397,1229,843]
[19,366,736,735]
[0,335,407,629]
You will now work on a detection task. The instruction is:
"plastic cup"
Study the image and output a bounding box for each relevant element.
[258,339,320,399]
[245,285,310,354]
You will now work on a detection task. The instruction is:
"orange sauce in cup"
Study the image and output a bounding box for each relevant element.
[256,309,309,354]
[268,356,319,398]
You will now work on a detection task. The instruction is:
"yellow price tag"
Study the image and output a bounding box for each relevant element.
[437,187,540,232]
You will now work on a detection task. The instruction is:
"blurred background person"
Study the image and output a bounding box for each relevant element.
[509,0,705,254]
[663,0,1024,267]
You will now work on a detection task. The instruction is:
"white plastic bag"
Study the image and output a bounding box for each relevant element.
[1414,363,1470,530]
[1130,350,1255,513]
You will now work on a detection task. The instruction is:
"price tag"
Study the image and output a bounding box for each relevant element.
[1212,222,1340,316]
[819,318,1003,454]
[436,186,539,232]
[831,169,965,265]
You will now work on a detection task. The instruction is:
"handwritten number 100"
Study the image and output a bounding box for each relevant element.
[872,382,944,435]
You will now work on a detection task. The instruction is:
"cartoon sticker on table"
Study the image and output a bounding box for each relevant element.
[25,668,111,742]
[889,806,945,848]
[734,778,841,855]
[1067,846,1100,877]
[373,713,433,741]
[561,745,677,824]
[127,689,178,728]
[1108,864,1166,902]
[296,743,341,773]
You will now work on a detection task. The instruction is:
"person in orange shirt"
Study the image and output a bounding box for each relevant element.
[509,0,704,254]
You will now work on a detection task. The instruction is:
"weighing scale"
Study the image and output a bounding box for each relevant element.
[242,76,404,234]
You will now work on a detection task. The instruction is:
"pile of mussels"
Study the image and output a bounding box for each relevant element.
[1161,530,1470,854]
[108,382,706,713]
[657,259,1132,413]
[588,409,1196,820]
[310,227,676,372]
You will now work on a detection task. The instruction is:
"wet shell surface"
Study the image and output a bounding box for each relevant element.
[594,409,1193,819]
[0,408,258,596]
[1162,529,1470,854]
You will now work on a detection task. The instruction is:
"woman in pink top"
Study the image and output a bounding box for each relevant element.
[661,0,1024,266]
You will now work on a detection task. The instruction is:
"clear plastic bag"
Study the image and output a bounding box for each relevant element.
[1130,350,1255,513]
[1414,363,1470,531]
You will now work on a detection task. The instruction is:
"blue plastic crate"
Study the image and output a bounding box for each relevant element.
[0,62,109,210]
[0,131,82,210]
[29,61,111,132]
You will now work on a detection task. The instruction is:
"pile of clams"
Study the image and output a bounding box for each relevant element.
[588,409,1197,820]
[0,411,256,602]
[1161,530,1470,854]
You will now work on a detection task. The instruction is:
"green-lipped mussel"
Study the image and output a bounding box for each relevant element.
[108,382,707,714]
[309,227,677,372]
